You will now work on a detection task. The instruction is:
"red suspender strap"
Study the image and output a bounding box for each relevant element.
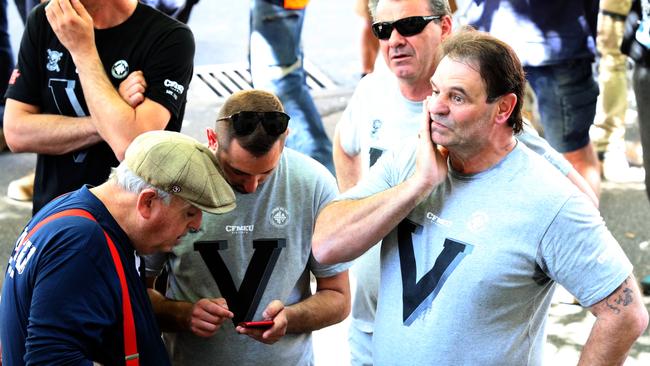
[102,230,140,365]
[21,209,139,365]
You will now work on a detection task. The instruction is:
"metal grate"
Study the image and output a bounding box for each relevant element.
[192,60,337,100]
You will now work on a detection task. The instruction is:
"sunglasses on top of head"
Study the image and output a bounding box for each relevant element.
[371,15,442,40]
[217,111,290,136]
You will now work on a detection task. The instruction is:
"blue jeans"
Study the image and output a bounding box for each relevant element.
[249,0,334,173]
[1,0,14,129]
[633,65,650,202]
[14,0,39,23]
[525,59,599,153]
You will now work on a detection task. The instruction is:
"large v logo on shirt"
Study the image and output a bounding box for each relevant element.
[397,220,473,325]
[194,239,286,325]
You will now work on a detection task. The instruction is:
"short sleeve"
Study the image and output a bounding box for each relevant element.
[518,123,572,175]
[337,142,417,202]
[308,252,351,278]
[142,25,195,119]
[337,81,368,156]
[538,194,632,307]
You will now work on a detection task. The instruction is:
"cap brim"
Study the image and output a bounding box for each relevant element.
[191,200,237,215]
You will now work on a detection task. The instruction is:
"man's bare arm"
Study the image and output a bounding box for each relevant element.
[333,125,365,192]
[285,271,351,333]
[147,279,233,338]
[4,70,148,155]
[579,275,649,365]
[3,99,102,154]
[314,98,447,264]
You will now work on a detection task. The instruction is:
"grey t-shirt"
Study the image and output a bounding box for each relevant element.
[338,141,632,365]
[338,71,573,336]
[146,148,348,366]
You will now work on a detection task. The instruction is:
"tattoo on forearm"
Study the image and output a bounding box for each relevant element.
[604,278,633,315]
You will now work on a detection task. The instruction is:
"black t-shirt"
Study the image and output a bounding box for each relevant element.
[6,3,195,214]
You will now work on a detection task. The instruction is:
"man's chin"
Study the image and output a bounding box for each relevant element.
[390,64,415,79]
[431,132,450,147]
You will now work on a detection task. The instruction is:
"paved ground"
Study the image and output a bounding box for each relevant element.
[1,0,650,364]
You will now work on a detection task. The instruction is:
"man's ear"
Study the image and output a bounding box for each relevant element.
[136,189,158,219]
[440,15,453,40]
[206,127,219,153]
[494,93,517,126]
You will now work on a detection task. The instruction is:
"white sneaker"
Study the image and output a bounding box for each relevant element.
[602,151,645,183]
[7,172,35,201]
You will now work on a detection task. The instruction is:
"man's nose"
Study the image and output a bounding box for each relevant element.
[428,94,449,115]
[189,211,203,231]
[387,27,406,46]
[243,178,259,193]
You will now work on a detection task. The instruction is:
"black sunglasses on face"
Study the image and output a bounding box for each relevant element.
[218,111,290,136]
[372,15,442,40]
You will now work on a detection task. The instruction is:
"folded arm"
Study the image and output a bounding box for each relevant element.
[43,0,171,161]
[4,99,102,154]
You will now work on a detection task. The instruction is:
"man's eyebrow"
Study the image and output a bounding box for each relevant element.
[449,86,469,96]
[232,166,274,175]
[430,79,470,97]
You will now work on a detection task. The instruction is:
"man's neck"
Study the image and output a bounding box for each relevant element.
[82,0,138,29]
[90,183,134,237]
[448,135,517,175]
[398,79,433,102]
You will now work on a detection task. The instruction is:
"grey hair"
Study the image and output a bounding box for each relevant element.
[110,162,172,205]
[369,0,451,20]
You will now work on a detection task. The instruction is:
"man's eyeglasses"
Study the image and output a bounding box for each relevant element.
[217,111,290,136]
[371,15,442,40]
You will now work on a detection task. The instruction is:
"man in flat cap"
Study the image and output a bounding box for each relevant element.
[146,90,350,366]
[0,130,235,365]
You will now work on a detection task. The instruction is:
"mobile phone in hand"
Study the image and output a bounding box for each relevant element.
[238,320,274,329]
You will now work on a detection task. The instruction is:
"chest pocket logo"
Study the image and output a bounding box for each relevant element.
[270,207,289,228]
[370,119,382,138]
[46,49,63,72]
[111,60,129,79]
[194,238,286,325]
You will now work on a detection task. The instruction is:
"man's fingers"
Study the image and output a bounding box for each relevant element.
[211,298,229,310]
[189,298,234,338]
[191,319,220,338]
[196,298,233,319]
[127,82,146,97]
[262,300,284,319]
[44,0,60,25]
[128,93,145,108]
[71,0,92,21]
[58,0,74,15]
[421,96,434,146]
